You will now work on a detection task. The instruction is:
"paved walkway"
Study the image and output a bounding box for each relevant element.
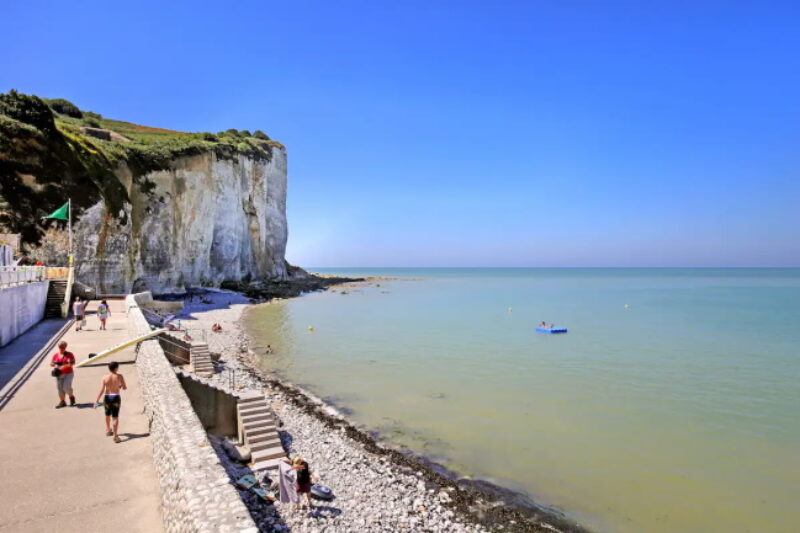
[0,300,163,532]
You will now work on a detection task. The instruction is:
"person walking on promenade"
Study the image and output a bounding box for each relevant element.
[73,297,86,331]
[50,341,76,408]
[97,299,110,330]
[94,361,127,443]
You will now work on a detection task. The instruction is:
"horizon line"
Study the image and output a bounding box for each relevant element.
[304,265,800,269]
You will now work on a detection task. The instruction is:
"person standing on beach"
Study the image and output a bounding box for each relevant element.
[94,361,127,443]
[50,341,76,408]
[292,457,313,509]
[96,299,110,330]
[73,297,85,331]
[278,458,299,506]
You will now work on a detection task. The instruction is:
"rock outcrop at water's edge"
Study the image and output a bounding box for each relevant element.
[74,151,288,293]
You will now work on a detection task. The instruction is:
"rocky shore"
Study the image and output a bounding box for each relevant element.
[176,286,586,533]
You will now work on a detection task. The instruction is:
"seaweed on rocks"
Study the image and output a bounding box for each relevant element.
[220,275,365,301]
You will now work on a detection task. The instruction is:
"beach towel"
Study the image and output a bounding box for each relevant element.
[236,474,258,490]
[278,460,298,504]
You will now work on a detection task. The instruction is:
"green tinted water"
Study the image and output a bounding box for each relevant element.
[244,268,800,533]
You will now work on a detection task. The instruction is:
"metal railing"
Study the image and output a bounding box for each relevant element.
[223,368,237,389]
[0,266,46,287]
[0,266,72,288]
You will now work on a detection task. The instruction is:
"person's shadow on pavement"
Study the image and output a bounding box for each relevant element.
[119,432,150,441]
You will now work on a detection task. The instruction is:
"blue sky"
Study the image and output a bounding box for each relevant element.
[2,1,798,266]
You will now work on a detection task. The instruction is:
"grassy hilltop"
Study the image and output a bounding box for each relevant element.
[0,90,282,245]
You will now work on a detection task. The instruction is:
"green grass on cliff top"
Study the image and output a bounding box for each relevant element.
[1,92,283,173]
[51,102,284,160]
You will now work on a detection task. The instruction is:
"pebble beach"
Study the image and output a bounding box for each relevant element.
[176,288,580,533]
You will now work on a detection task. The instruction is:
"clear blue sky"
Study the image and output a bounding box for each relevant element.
[2,1,798,266]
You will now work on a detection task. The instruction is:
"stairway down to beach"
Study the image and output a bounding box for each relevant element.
[45,280,67,318]
[190,342,214,377]
[238,392,286,471]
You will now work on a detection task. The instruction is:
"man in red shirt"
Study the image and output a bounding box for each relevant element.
[50,341,76,408]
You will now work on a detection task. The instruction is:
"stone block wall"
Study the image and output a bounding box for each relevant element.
[177,371,239,437]
[158,334,192,366]
[126,293,257,533]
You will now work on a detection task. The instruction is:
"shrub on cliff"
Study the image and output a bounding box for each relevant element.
[0,90,57,135]
[253,130,270,140]
[46,98,83,118]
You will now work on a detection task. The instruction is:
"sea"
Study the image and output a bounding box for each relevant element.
[243,268,800,533]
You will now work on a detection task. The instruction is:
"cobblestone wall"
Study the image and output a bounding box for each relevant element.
[126,293,257,533]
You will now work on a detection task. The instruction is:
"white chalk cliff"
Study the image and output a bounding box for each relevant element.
[74,149,288,293]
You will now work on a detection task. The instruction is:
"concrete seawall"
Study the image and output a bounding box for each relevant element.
[126,293,258,532]
[0,281,48,347]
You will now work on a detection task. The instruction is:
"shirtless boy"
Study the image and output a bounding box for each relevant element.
[94,361,127,443]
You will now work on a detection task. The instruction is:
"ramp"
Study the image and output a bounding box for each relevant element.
[76,328,167,367]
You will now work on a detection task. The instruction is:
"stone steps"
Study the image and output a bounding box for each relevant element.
[45,280,68,318]
[251,445,286,462]
[244,422,278,438]
[249,437,282,452]
[250,456,286,472]
[237,392,285,471]
[190,342,214,377]
[241,412,274,424]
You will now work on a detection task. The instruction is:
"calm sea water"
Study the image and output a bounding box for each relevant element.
[244,268,800,533]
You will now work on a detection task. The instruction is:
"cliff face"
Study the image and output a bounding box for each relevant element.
[74,150,288,293]
[0,91,290,293]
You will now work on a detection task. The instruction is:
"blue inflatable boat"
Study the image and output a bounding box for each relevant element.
[536,327,567,334]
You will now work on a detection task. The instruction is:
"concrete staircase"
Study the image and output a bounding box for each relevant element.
[238,392,286,471]
[45,280,67,318]
[190,342,214,377]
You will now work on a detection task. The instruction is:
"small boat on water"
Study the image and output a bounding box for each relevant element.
[536,326,568,334]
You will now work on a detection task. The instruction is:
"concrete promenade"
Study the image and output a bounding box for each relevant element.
[0,299,163,532]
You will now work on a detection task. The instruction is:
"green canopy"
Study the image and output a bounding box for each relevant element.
[43,201,69,221]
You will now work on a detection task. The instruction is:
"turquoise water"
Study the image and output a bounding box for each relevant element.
[245,268,800,533]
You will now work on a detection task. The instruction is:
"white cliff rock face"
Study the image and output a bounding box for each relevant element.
[75,149,288,293]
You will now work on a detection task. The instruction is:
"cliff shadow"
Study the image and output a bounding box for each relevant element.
[158,289,251,323]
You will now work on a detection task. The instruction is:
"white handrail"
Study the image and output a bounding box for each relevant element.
[61,266,75,318]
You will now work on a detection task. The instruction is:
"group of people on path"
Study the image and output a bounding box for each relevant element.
[73,297,110,332]
[50,340,127,443]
